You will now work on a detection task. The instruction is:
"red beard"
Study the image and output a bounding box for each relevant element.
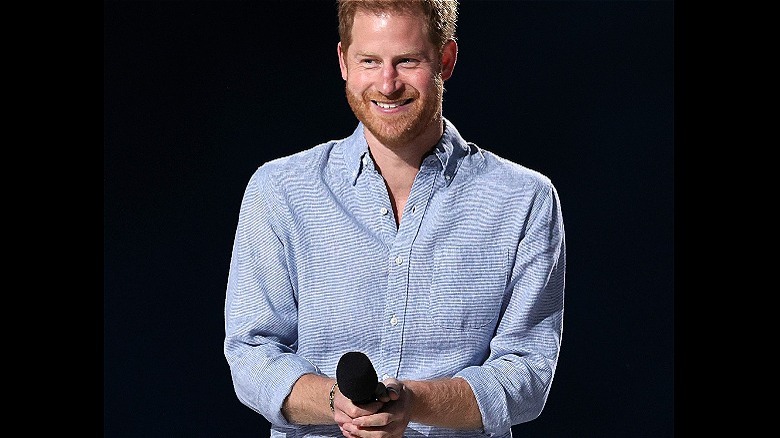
[345,75,443,148]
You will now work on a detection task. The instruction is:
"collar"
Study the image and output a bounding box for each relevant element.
[343,117,472,187]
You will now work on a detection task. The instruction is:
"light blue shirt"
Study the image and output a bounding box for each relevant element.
[224,118,566,437]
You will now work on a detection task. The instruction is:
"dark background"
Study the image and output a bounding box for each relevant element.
[103,0,676,436]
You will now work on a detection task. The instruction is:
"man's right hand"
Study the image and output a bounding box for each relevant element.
[337,378,411,438]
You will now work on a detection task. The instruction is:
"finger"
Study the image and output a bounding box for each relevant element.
[380,377,401,396]
[383,382,401,401]
[353,412,393,428]
[341,427,359,438]
[339,424,353,438]
[340,422,366,438]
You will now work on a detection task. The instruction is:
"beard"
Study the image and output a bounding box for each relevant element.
[345,74,443,149]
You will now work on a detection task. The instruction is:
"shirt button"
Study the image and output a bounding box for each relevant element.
[380,207,388,215]
[381,374,391,380]
[390,315,398,326]
[394,256,403,265]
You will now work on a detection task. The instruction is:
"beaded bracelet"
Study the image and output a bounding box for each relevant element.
[329,382,338,413]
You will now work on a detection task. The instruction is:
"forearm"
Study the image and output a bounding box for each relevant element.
[282,373,336,425]
[404,377,483,430]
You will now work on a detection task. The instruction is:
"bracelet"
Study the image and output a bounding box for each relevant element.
[329,381,338,413]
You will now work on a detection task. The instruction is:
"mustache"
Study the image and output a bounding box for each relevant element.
[362,89,419,102]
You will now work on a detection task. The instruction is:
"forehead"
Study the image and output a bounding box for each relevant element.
[348,10,434,53]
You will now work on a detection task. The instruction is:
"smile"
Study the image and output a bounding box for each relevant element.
[373,99,413,109]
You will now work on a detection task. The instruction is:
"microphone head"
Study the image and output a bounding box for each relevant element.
[336,351,381,404]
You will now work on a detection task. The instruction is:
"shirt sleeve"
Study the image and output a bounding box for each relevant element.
[223,166,318,428]
[454,179,566,436]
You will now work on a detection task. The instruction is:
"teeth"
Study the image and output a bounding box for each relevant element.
[376,101,400,109]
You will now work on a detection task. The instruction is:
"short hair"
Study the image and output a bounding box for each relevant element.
[337,0,458,53]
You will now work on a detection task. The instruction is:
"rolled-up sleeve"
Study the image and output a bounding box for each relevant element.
[455,181,566,436]
[223,165,317,428]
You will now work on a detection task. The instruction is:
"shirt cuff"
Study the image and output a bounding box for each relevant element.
[454,366,511,437]
[257,353,320,428]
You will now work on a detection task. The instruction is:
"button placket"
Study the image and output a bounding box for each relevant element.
[379,162,439,381]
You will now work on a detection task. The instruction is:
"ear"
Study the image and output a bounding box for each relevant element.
[440,39,458,81]
[338,42,348,80]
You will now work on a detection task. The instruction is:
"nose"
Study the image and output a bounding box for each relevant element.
[379,64,400,95]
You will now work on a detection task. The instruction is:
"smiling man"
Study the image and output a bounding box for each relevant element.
[338,2,456,224]
[224,1,567,437]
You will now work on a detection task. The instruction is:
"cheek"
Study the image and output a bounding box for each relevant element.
[346,73,373,92]
[345,81,366,100]
[402,70,437,90]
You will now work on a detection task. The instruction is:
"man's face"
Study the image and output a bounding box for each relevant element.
[338,10,451,149]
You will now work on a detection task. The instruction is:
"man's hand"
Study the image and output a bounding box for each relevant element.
[338,378,411,438]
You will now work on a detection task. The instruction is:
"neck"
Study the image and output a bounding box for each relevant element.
[364,117,443,173]
[364,118,443,225]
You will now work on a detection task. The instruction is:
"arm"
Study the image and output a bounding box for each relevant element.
[456,180,566,433]
[226,167,390,430]
[281,374,336,424]
[404,378,482,429]
[224,167,321,428]
[395,377,482,429]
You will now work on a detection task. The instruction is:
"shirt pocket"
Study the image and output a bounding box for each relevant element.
[429,244,509,330]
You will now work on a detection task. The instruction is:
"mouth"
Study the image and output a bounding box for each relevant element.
[372,98,413,109]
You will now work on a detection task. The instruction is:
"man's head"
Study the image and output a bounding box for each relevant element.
[337,0,459,150]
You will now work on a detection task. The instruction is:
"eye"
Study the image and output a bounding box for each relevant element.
[398,58,420,67]
[360,58,379,67]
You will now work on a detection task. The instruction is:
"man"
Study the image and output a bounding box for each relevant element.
[224,1,566,437]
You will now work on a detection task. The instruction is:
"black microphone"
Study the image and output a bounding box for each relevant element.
[336,351,386,404]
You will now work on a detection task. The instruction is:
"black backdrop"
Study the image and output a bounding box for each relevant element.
[103,1,676,436]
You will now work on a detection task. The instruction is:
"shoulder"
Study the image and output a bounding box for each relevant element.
[473,146,555,193]
[257,141,336,177]
[248,140,342,191]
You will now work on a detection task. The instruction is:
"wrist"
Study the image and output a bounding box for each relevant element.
[400,380,420,421]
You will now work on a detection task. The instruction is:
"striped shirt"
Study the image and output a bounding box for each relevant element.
[224,118,566,437]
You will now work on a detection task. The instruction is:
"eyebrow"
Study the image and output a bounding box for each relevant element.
[353,51,429,60]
